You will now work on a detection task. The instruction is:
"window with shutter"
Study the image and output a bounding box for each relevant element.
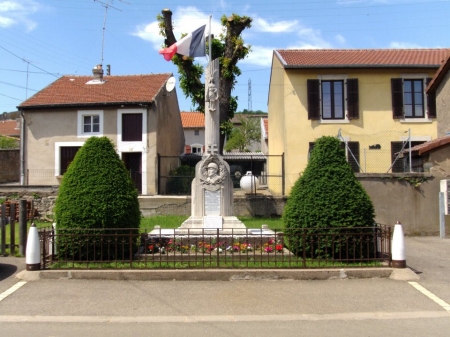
[60,146,81,175]
[391,78,404,119]
[122,113,143,141]
[391,77,433,120]
[307,79,320,120]
[307,77,359,122]
[347,79,359,119]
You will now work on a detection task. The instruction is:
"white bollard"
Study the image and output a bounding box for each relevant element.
[391,221,406,268]
[26,223,40,271]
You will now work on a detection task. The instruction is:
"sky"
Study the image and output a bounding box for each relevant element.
[1,0,450,115]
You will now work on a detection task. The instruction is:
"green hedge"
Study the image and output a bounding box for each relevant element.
[283,136,375,258]
[54,137,140,260]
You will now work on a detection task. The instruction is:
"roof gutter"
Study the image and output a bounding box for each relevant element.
[18,101,153,110]
[282,64,442,69]
[19,109,25,185]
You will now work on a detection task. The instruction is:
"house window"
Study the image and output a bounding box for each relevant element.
[83,115,100,133]
[192,146,202,155]
[404,80,424,118]
[391,77,435,120]
[55,142,84,176]
[322,80,344,119]
[122,113,143,141]
[77,111,103,137]
[194,130,200,136]
[307,78,359,122]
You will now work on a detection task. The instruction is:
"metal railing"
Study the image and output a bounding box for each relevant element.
[38,224,391,269]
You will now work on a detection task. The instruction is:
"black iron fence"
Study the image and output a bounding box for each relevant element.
[38,224,391,269]
[158,153,284,195]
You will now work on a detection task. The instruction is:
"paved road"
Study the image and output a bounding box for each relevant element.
[0,237,449,336]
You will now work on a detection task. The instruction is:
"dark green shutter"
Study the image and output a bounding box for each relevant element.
[391,78,403,119]
[426,77,437,118]
[391,142,405,173]
[347,79,359,119]
[307,79,320,120]
[347,141,360,173]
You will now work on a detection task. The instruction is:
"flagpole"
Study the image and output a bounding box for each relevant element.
[208,15,212,64]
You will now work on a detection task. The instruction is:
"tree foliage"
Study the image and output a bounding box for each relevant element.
[158,9,252,152]
[54,137,140,259]
[224,114,261,152]
[0,135,19,149]
[283,136,375,258]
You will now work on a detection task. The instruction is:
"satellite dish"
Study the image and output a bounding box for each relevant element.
[166,76,176,92]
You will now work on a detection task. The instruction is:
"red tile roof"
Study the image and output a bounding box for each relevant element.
[19,74,172,108]
[426,51,450,94]
[180,112,204,128]
[275,49,450,68]
[0,120,20,137]
[409,135,450,155]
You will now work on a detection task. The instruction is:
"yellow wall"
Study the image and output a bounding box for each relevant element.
[268,63,438,195]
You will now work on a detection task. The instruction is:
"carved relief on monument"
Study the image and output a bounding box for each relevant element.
[199,155,228,191]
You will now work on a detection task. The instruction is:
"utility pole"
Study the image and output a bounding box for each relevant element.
[248,78,252,112]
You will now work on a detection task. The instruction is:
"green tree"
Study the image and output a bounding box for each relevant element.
[283,136,375,258]
[0,135,19,149]
[158,9,252,153]
[224,114,261,152]
[55,137,141,259]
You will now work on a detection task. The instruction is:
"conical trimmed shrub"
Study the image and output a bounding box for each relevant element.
[55,136,140,260]
[283,136,375,258]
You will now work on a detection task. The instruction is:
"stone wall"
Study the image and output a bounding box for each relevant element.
[0,149,20,183]
[1,173,450,236]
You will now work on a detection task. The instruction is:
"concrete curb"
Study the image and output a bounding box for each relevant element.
[15,267,415,282]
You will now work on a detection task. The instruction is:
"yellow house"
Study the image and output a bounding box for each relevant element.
[268,49,450,195]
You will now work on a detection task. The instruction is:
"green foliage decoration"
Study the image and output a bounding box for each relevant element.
[283,136,376,259]
[54,137,141,260]
[166,165,195,195]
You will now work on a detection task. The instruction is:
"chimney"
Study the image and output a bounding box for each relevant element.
[92,64,104,81]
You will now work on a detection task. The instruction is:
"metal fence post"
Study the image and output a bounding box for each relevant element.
[19,199,27,256]
[0,217,5,256]
[10,203,16,256]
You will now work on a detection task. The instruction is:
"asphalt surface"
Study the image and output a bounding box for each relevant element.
[0,236,449,337]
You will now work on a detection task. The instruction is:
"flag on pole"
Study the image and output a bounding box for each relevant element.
[159,25,207,61]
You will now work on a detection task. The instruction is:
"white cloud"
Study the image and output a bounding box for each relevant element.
[288,27,333,49]
[0,0,39,31]
[253,17,299,33]
[133,6,221,51]
[335,34,346,45]
[389,41,423,49]
[241,45,274,67]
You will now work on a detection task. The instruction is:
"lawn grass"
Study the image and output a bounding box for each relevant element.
[51,259,382,269]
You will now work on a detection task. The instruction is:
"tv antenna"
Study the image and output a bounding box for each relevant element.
[94,0,128,66]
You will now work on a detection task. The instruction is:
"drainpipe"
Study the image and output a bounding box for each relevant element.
[19,109,25,185]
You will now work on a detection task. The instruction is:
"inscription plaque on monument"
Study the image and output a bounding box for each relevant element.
[204,190,221,215]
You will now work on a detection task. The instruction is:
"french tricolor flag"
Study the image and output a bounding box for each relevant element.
[159,25,207,61]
